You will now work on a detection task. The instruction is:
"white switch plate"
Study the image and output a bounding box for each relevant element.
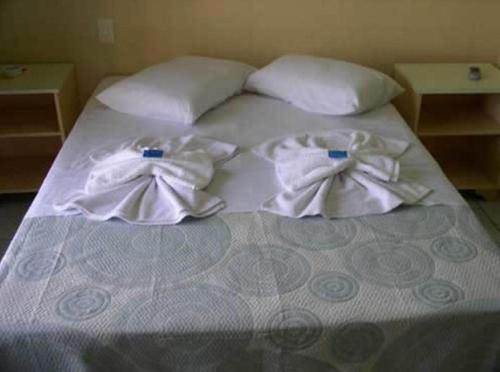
[98,18,114,44]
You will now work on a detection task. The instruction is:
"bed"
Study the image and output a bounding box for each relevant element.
[0,77,499,372]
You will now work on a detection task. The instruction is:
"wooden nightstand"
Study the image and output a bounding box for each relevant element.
[0,64,78,193]
[394,63,500,197]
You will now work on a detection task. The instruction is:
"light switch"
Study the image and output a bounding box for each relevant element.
[98,18,114,44]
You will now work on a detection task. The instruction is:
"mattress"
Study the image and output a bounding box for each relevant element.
[0,79,499,372]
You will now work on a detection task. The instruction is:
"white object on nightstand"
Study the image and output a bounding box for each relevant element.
[1,65,26,79]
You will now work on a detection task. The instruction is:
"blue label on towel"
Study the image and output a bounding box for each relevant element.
[143,149,164,158]
[328,150,348,159]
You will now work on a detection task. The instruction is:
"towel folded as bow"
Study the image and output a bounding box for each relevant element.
[55,135,237,224]
[254,131,431,218]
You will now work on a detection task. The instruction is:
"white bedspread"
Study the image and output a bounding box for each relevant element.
[54,136,237,224]
[26,77,464,219]
[2,78,493,372]
[254,131,431,218]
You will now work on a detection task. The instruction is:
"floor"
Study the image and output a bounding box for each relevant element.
[0,192,499,260]
[0,194,36,259]
[465,193,500,246]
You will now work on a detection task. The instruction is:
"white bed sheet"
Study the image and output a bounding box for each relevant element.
[27,77,464,218]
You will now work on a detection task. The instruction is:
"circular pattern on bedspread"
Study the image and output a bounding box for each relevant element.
[412,279,464,308]
[221,244,311,297]
[372,299,500,372]
[56,287,111,321]
[431,237,478,263]
[346,241,434,288]
[362,205,455,239]
[15,251,66,281]
[217,350,339,372]
[266,307,323,350]
[329,323,384,363]
[73,216,230,287]
[277,216,357,250]
[123,284,253,368]
[308,272,359,303]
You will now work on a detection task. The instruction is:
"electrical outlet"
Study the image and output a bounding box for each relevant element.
[98,18,114,44]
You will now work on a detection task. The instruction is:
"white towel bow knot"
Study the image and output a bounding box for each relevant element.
[55,135,237,225]
[254,131,431,218]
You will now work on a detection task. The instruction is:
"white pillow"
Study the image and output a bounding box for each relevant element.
[97,56,256,124]
[245,55,404,116]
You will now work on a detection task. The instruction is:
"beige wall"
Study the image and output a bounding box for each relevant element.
[1,0,499,105]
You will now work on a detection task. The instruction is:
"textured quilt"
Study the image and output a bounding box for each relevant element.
[0,205,499,372]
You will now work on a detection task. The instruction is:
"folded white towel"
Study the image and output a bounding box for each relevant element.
[254,131,431,218]
[55,135,237,224]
